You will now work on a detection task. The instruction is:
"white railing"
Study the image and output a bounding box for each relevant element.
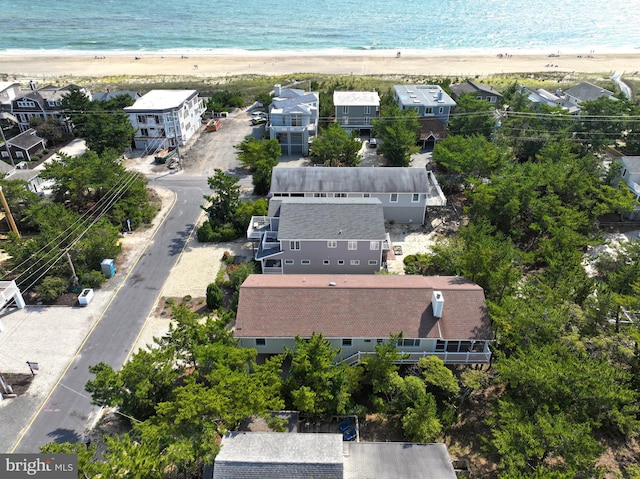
[340,350,491,366]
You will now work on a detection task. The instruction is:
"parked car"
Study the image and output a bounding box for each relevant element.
[251,111,268,120]
[251,117,267,125]
[368,138,377,148]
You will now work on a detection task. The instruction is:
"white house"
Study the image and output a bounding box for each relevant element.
[124,90,205,154]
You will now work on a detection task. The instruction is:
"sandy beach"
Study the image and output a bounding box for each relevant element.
[1,51,639,80]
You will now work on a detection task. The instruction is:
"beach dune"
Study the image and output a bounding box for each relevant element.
[1,51,639,80]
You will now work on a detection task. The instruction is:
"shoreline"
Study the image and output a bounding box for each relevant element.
[1,51,639,80]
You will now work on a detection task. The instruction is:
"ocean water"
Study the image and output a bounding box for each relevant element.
[2,0,640,55]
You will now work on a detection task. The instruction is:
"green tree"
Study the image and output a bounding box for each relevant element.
[448,93,496,139]
[201,169,240,227]
[310,122,362,167]
[235,136,281,172]
[433,134,509,177]
[373,105,420,166]
[285,333,351,416]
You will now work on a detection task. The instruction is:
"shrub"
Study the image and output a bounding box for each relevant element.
[182,295,192,303]
[228,261,260,289]
[79,270,106,289]
[222,250,234,264]
[206,282,224,310]
[197,221,214,242]
[35,276,68,303]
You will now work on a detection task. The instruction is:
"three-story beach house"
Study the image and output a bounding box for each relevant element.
[124,89,205,154]
[394,85,456,125]
[269,84,319,156]
[333,91,380,135]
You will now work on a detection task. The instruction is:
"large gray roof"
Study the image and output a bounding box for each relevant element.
[345,442,457,479]
[270,167,431,194]
[564,81,614,103]
[394,85,456,108]
[7,128,45,150]
[276,197,386,240]
[450,80,502,99]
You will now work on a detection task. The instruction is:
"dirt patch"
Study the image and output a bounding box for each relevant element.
[154,296,209,317]
[359,414,405,442]
[0,373,34,397]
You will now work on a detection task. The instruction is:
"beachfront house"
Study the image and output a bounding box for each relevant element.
[268,167,447,224]
[333,91,380,136]
[450,79,503,105]
[562,81,616,108]
[124,89,205,154]
[212,431,458,479]
[0,82,21,115]
[10,82,88,133]
[394,85,456,125]
[247,197,389,274]
[269,84,319,156]
[92,89,141,103]
[522,81,616,115]
[234,274,493,365]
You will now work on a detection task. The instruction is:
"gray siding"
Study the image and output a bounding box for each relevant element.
[279,239,382,274]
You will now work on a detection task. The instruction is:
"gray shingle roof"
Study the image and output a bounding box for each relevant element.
[275,197,386,240]
[270,167,431,194]
[7,128,45,150]
[450,80,502,99]
[564,81,614,103]
[345,442,457,479]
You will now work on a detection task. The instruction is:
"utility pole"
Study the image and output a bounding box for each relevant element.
[66,251,79,288]
[0,186,20,238]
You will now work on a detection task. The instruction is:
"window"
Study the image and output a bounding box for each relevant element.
[15,151,24,158]
[377,338,384,344]
[370,241,379,251]
[0,151,7,158]
[488,97,496,103]
[323,260,330,265]
[342,105,349,114]
[364,105,370,114]
[327,240,337,248]
[290,241,300,250]
[368,260,378,265]
[400,339,420,347]
[255,338,266,346]
[348,241,357,250]
[390,193,398,202]
[338,260,345,265]
[435,340,446,351]
[475,95,482,100]
[472,341,486,352]
[342,338,352,346]
[425,107,433,114]
[439,107,444,114]
[364,116,371,124]
[350,260,360,265]
[342,116,349,125]
[140,128,149,136]
[363,193,370,198]
[412,193,420,202]
[301,259,310,265]
[17,100,36,108]
[137,115,145,123]
[335,193,347,198]
[623,168,628,177]
[284,259,294,265]
[364,339,371,343]
[314,192,327,197]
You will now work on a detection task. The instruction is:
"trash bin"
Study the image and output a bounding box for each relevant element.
[101,259,115,278]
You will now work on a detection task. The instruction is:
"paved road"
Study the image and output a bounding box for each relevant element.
[12,176,208,452]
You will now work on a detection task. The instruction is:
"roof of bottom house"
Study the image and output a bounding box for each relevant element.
[235,274,492,341]
[212,432,457,479]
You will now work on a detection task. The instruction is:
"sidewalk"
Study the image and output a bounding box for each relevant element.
[0,186,175,453]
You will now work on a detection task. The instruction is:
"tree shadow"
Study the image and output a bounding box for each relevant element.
[168,223,195,256]
[47,427,81,444]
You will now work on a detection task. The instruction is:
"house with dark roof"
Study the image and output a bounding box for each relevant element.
[247,197,389,274]
[211,432,458,479]
[268,167,446,224]
[3,128,46,162]
[234,274,493,365]
[563,81,615,108]
[10,83,88,133]
[450,80,503,105]
[333,91,380,135]
[394,85,456,125]
[91,89,141,103]
[269,84,319,156]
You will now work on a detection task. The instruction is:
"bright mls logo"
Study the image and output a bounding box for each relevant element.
[0,454,77,478]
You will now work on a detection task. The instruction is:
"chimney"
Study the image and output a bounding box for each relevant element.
[274,84,281,97]
[29,80,37,91]
[437,90,443,101]
[432,291,444,318]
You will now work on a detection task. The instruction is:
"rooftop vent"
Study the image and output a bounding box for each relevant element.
[432,290,444,318]
[329,282,336,287]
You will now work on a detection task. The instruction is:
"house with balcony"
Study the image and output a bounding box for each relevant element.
[247,197,389,274]
[450,79,503,105]
[124,89,205,154]
[613,155,640,219]
[234,274,493,365]
[333,91,380,135]
[10,82,88,133]
[394,85,456,125]
[211,431,458,479]
[269,84,319,156]
[269,167,446,224]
